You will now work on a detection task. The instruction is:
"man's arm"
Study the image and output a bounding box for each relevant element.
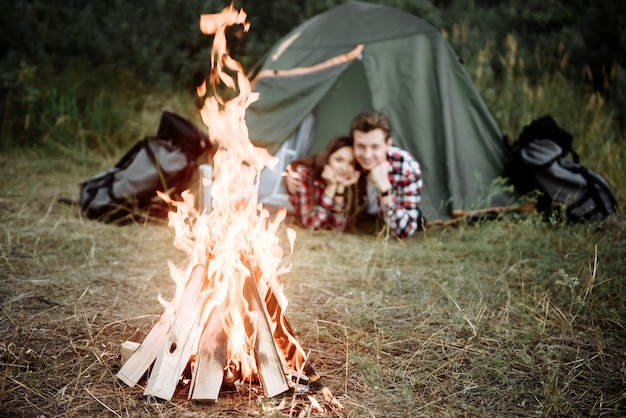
[379,157,422,239]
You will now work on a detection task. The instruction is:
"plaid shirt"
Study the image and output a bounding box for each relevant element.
[377,146,423,238]
[289,165,348,230]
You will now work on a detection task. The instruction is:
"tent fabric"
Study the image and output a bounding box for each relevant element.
[246,1,514,222]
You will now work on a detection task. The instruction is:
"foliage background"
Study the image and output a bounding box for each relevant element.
[2,0,625,89]
[2,0,624,200]
[2,0,625,121]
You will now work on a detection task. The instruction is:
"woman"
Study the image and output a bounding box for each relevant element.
[287,136,362,231]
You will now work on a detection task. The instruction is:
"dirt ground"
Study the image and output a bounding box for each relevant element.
[0,153,377,417]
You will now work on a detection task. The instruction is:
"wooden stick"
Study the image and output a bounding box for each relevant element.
[116,309,172,387]
[248,263,318,381]
[120,341,140,366]
[264,285,318,381]
[144,264,207,400]
[189,301,228,401]
[242,272,289,398]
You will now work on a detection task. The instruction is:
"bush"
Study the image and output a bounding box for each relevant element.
[0,0,221,91]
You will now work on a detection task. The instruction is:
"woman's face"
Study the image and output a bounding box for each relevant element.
[328,146,356,181]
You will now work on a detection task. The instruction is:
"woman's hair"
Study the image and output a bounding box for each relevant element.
[290,135,366,229]
[349,110,391,139]
[291,135,355,180]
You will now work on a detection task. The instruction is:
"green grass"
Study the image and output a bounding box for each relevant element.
[286,217,625,416]
[1,184,624,416]
[1,65,203,164]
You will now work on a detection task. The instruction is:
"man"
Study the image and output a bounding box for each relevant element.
[350,111,422,238]
[286,110,423,238]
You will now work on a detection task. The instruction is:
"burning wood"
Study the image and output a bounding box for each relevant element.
[188,295,227,401]
[117,311,172,387]
[241,272,290,398]
[144,264,207,400]
[116,4,318,402]
[117,257,314,400]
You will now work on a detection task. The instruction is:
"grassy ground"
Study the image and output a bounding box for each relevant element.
[0,148,624,417]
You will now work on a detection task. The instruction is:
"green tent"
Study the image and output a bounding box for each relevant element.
[247,1,514,222]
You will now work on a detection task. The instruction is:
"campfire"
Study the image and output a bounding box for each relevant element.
[116,5,319,402]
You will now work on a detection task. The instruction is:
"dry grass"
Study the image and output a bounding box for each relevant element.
[0,151,624,417]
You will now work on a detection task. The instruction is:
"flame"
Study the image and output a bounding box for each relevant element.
[161,3,308,389]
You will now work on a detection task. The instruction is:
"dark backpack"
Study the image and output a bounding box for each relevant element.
[505,115,618,223]
[79,111,209,223]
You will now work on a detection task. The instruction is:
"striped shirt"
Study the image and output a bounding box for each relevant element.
[376,146,423,238]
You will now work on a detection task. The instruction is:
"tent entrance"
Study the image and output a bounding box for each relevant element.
[258,59,373,211]
[310,59,373,154]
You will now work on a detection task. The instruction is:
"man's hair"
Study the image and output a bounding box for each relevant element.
[350,111,391,139]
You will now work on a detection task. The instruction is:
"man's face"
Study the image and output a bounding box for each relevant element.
[353,128,391,171]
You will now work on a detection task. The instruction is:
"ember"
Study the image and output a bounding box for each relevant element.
[116,4,317,401]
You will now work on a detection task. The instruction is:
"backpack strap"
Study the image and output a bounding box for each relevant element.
[115,138,152,169]
[552,161,618,222]
[578,166,618,218]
